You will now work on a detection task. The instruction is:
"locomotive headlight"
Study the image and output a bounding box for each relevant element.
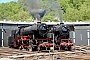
[65,25,66,27]
[62,27,67,32]
[50,47,54,50]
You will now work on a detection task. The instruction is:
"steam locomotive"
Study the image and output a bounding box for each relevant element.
[8,9,74,51]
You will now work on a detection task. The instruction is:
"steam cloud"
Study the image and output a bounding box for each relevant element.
[21,0,63,22]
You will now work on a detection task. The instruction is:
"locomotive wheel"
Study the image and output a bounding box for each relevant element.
[26,49,29,51]
[67,46,72,51]
[19,46,23,50]
[64,46,71,51]
[32,46,38,51]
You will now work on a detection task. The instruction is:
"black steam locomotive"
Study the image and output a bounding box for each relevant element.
[8,9,74,51]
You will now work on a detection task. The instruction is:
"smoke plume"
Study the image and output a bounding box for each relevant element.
[19,0,63,22]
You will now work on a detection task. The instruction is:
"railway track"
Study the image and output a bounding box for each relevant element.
[0,46,90,60]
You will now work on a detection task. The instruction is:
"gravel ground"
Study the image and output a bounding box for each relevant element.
[0,46,90,60]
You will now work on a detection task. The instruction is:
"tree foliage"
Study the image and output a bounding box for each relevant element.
[0,1,33,22]
[59,0,90,22]
[0,0,90,22]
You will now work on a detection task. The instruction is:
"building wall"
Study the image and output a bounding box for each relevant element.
[0,29,2,47]
[70,26,90,45]
[75,30,88,45]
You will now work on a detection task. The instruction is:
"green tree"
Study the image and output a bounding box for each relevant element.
[0,0,90,22]
[0,1,33,22]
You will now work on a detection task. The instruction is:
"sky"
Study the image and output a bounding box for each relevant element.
[0,0,18,3]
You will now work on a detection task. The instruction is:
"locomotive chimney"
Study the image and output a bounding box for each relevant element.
[30,9,46,23]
